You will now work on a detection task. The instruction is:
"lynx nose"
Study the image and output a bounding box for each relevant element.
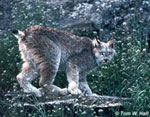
[104,59,108,62]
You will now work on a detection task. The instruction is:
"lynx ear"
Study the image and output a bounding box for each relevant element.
[108,39,115,48]
[95,38,101,45]
[92,38,101,47]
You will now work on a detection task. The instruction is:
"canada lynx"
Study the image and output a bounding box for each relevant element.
[12,25,115,97]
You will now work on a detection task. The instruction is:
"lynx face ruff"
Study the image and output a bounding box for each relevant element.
[12,25,115,97]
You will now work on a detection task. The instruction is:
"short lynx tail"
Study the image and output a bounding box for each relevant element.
[12,29,25,40]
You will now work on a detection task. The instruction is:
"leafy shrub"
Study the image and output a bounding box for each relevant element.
[88,37,150,111]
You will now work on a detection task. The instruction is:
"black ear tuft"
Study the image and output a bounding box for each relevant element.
[12,29,18,34]
[147,40,150,48]
[96,38,101,45]
[110,43,114,48]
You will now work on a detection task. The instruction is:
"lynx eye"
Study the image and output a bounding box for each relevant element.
[100,52,104,55]
[108,52,113,55]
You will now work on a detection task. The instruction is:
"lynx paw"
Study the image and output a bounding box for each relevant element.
[83,92,99,97]
[60,88,69,96]
[34,89,43,97]
[24,85,44,97]
[69,88,82,95]
[91,93,99,97]
[68,82,82,95]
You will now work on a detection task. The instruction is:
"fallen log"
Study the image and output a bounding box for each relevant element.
[5,91,132,109]
[3,91,133,116]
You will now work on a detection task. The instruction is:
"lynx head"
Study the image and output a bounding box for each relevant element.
[92,39,115,65]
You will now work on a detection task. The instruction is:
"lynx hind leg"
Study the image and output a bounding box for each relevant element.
[17,62,42,97]
[37,40,68,96]
[39,59,68,96]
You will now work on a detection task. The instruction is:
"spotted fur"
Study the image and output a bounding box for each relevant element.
[12,25,115,97]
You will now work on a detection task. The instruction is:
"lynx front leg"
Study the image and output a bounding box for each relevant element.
[79,72,99,97]
[17,62,42,97]
[66,61,82,95]
[79,72,93,96]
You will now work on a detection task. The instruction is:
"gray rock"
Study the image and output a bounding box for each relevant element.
[1,0,150,41]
